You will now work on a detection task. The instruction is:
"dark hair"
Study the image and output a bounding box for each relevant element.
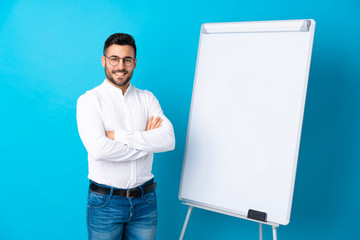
[103,33,137,57]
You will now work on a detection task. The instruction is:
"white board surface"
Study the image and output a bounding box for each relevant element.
[179,20,315,225]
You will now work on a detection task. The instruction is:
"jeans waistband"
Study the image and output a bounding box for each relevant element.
[90,178,154,191]
[89,179,156,198]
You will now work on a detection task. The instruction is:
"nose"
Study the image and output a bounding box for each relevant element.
[117,59,126,69]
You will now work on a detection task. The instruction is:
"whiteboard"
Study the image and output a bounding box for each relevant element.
[179,20,315,225]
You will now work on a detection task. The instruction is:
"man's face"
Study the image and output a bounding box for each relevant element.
[101,44,137,91]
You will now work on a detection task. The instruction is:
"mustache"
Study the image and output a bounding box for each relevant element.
[113,70,128,73]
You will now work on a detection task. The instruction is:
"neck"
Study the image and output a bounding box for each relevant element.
[106,79,130,95]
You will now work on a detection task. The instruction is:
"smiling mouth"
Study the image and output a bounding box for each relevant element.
[114,71,127,76]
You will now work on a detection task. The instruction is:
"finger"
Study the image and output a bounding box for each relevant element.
[146,116,154,130]
[151,116,161,129]
[154,118,163,129]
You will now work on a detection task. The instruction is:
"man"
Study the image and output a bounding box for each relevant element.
[77,33,175,240]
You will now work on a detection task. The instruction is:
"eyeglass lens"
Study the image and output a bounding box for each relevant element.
[109,57,133,66]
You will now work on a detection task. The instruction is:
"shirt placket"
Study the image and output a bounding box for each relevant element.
[123,95,137,187]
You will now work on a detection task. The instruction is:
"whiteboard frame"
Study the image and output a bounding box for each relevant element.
[179,19,316,226]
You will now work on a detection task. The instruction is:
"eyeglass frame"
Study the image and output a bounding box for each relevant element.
[104,54,136,67]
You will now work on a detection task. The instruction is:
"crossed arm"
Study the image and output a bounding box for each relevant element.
[105,116,163,140]
[77,91,175,162]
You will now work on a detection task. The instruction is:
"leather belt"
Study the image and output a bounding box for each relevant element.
[90,181,157,198]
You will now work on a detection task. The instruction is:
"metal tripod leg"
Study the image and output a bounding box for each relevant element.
[179,206,193,240]
[272,225,278,240]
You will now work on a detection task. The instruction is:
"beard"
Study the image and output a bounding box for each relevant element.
[104,63,134,88]
[106,71,132,87]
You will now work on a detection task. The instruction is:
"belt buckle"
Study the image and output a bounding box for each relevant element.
[126,190,131,198]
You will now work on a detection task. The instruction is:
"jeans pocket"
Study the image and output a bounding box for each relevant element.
[87,191,109,209]
[143,190,157,205]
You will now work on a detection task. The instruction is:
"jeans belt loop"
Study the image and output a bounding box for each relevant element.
[109,187,114,198]
[139,186,144,197]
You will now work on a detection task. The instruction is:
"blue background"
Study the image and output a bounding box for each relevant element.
[1,0,359,239]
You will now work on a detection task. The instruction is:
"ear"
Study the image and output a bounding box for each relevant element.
[133,58,137,70]
[101,55,106,68]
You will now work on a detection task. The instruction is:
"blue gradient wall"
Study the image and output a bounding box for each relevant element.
[0,0,359,239]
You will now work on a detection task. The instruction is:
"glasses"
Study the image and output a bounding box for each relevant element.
[104,55,135,67]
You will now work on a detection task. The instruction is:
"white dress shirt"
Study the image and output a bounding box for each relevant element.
[77,80,175,189]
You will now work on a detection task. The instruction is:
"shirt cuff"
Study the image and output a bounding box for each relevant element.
[114,130,130,144]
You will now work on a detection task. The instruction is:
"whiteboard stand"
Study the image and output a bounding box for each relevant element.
[272,225,278,240]
[179,206,193,240]
[179,203,279,240]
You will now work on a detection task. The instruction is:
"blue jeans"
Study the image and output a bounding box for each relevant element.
[87,180,157,240]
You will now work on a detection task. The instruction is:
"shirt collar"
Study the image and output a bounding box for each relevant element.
[102,79,134,96]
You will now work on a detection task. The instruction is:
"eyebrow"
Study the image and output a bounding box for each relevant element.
[109,55,134,59]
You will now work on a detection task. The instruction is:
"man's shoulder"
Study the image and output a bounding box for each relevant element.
[77,83,104,104]
[132,87,161,108]
[132,86,155,98]
[79,82,105,98]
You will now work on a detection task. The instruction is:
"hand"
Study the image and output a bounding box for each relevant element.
[105,131,115,140]
[146,116,163,131]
